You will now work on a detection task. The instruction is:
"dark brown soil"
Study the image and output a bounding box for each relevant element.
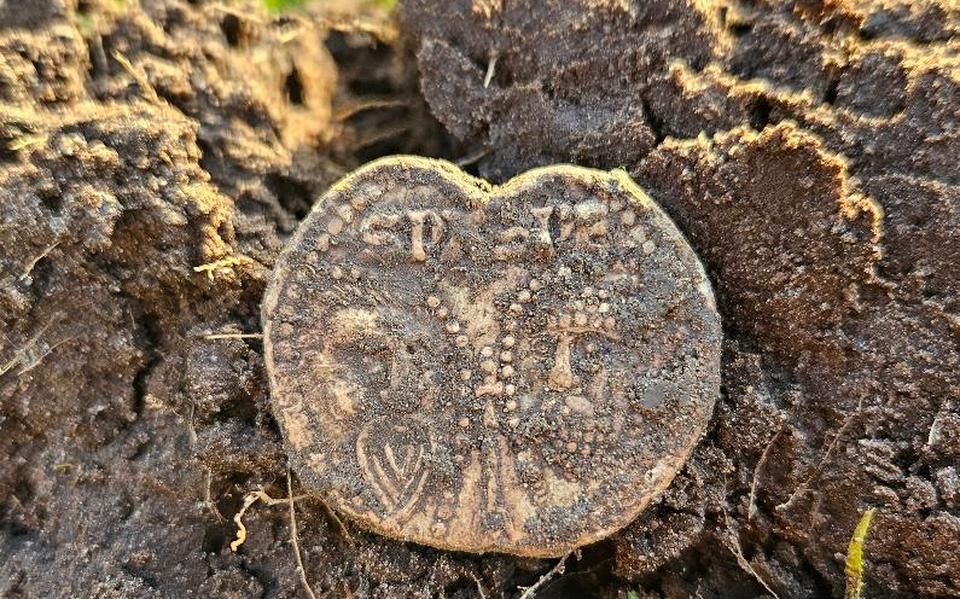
[1,0,958,598]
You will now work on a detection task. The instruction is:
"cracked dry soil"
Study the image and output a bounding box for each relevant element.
[1,0,959,598]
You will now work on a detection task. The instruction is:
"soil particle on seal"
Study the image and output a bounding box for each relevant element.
[263,156,721,556]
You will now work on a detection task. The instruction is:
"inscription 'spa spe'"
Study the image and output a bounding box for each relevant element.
[262,156,722,557]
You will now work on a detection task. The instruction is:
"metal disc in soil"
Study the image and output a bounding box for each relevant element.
[262,156,721,557]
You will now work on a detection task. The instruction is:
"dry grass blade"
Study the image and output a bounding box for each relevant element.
[287,469,318,599]
[777,398,863,513]
[722,509,781,599]
[203,333,264,340]
[484,54,498,88]
[469,572,488,599]
[111,50,160,104]
[748,427,784,520]
[334,97,409,122]
[7,134,48,152]
[0,322,58,378]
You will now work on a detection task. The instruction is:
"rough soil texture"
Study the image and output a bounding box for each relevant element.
[0,0,958,598]
[262,157,721,557]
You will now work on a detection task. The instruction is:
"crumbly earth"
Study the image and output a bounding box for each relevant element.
[263,157,721,556]
[1,0,958,597]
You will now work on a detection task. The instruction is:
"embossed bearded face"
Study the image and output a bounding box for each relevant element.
[324,305,442,416]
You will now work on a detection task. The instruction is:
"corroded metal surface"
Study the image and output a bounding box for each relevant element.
[263,157,721,556]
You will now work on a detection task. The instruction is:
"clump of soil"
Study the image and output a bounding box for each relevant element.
[1,0,958,597]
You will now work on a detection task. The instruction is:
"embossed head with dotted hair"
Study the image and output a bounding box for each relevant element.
[262,156,721,557]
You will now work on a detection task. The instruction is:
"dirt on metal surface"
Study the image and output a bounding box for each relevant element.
[262,156,721,557]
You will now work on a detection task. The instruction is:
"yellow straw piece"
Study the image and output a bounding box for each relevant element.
[844,508,877,599]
